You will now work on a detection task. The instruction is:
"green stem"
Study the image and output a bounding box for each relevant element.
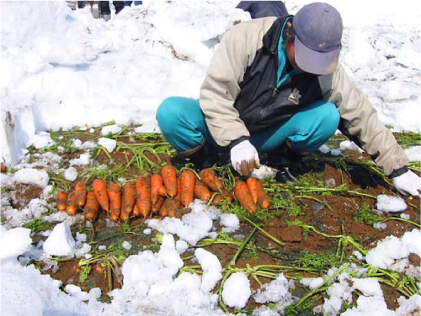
[295,195,332,211]
[381,217,421,228]
[292,263,350,309]
[242,217,285,246]
[230,227,257,266]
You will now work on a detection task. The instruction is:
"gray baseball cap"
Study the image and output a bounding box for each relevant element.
[294,2,343,75]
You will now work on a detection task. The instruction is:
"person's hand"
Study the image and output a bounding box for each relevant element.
[392,170,421,198]
[230,140,260,176]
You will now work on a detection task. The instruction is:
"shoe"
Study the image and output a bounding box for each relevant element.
[172,141,220,171]
[262,142,306,169]
[275,167,297,183]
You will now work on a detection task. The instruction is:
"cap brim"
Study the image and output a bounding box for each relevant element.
[295,36,340,75]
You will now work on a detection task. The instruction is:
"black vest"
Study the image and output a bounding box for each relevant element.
[233,16,332,133]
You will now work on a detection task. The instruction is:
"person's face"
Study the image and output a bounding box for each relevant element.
[284,22,304,72]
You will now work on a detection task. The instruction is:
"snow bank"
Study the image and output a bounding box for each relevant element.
[0,227,32,266]
[0,0,249,166]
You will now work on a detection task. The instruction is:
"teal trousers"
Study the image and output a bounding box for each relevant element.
[157,97,340,154]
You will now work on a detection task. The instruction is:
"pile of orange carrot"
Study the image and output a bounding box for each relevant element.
[56,167,270,222]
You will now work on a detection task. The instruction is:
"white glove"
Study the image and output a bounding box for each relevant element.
[392,170,421,198]
[230,140,260,176]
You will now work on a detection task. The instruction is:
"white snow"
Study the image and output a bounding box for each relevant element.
[100,124,122,135]
[222,272,251,309]
[339,140,364,153]
[69,152,91,165]
[366,229,421,272]
[404,146,421,162]
[376,194,407,213]
[28,131,54,149]
[254,273,295,313]
[0,227,32,266]
[351,278,383,297]
[300,277,324,290]
[122,240,132,250]
[63,166,78,181]
[220,213,240,233]
[97,137,117,152]
[64,284,101,301]
[13,168,50,188]
[43,222,76,257]
[195,248,222,292]
[146,199,223,246]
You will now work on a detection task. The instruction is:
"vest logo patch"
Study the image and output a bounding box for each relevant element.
[288,88,301,105]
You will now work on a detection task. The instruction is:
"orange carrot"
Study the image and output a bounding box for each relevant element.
[74,180,87,208]
[173,178,182,209]
[132,203,140,217]
[92,178,109,211]
[152,196,164,214]
[108,182,121,222]
[135,175,151,218]
[122,182,135,215]
[120,197,129,221]
[1,162,6,173]
[246,178,270,209]
[57,191,68,211]
[66,192,77,215]
[222,190,233,202]
[258,194,271,210]
[84,191,99,221]
[160,198,177,218]
[212,193,223,206]
[161,165,178,197]
[181,170,196,207]
[194,180,212,201]
[151,174,167,204]
[235,181,257,212]
[246,178,261,204]
[199,169,224,192]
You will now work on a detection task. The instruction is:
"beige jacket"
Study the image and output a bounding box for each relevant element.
[199,17,408,176]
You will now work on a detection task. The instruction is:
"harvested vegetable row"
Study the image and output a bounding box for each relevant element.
[57,191,68,211]
[246,178,270,209]
[74,180,87,208]
[92,178,109,211]
[235,180,257,212]
[181,170,196,207]
[151,174,166,204]
[66,192,77,216]
[108,182,121,222]
[161,165,178,197]
[135,175,151,218]
[84,191,99,221]
[194,180,212,201]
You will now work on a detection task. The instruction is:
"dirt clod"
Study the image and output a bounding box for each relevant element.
[279,225,303,242]
[408,253,421,266]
